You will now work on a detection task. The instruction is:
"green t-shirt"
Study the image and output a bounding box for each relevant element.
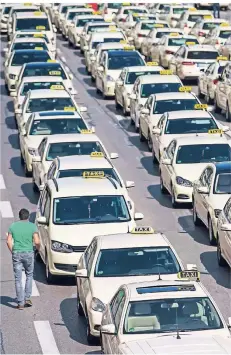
[8,221,38,252]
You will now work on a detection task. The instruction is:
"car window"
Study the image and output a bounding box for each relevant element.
[38,139,46,159]
[86,242,97,274]
[167,140,176,160]
[47,162,56,180]
[114,295,126,330]
[111,289,125,319]
[43,192,51,221]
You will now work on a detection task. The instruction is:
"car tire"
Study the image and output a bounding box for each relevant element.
[115,96,120,110]
[214,96,222,114]
[86,313,96,345]
[160,173,167,194]
[24,161,31,177]
[217,237,227,267]
[205,88,213,105]
[192,199,201,226]
[208,217,217,246]
[45,252,54,284]
[198,83,204,99]
[225,103,231,122]
[77,294,84,316]
[139,126,145,142]
[147,132,152,152]
[171,185,178,208]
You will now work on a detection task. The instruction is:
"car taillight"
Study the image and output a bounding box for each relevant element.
[198,31,205,36]
[182,61,195,65]
[104,9,108,14]
[213,79,218,85]
[216,40,219,44]
[120,18,126,22]
[184,24,188,28]
[138,33,145,37]
[165,50,174,54]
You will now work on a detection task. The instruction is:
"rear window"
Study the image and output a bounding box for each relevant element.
[188,14,204,22]
[173,8,187,14]
[168,38,199,46]
[123,9,147,15]
[125,70,160,84]
[220,30,231,39]
[22,64,67,79]
[203,22,219,30]
[91,37,124,49]
[187,51,219,60]
[77,18,102,27]
[141,23,159,30]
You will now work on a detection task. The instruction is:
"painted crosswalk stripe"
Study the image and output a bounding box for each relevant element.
[21,271,40,297]
[34,321,60,354]
[0,175,6,189]
[0,201,14,218]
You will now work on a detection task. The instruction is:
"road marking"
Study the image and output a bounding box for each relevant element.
[21,271,40,297]
[0,175,6,189]
[0,201,14,218]
[34,321,60,355]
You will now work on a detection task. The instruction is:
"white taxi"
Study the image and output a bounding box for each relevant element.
[139,91,202,151]
[19,110,91,177]
[198,56,228,104]
[59,7,94,38]
[0,4,15,34]
[53,4,80,31]
[189,18,228,44]
[130,73,183,131]
[67,15,103,48]
[193,162,231,245]
[138,23,171,56]
[43,153,135,193]
[32,133,119,188]
[15,88,87,126]
[115,6,149,26]
[4,49,52,93]
[6,4,40,33]
[159,135,231,207]
[101,271,231,354]
[122,13,157,37]
[151,109,229,163]
[177,9,214,34]
[214,62,231,119]
[76,226,185,343]
[165,5,195,28]
[169,44,219,80]
[150,34,199,68]
[9,32,55,53]
[134,21,170,53]
[217,196,231,268]
[35,174,143,283]
[115,64,164,116]
[95,48,145,99]
[4,38,53,61]
[204,23,231,49]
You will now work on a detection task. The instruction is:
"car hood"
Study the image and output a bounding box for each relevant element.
[9,66,21,75]
[174,163,210,182]
[108,69,123,81]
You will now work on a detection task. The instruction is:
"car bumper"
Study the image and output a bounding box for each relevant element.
[179,67,201,80]
[173,184,193,203]
[49,250,82,276]
[88,308,102,337]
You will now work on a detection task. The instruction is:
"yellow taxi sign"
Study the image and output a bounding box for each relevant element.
[179,86,192,92]
[133,13,140,17]
[194,103,208,110]
[146,61,158,66]
[50,85,64,90]
[93,11,102,15]
[109,26,117,30]
[47,59,56,63]
[123,45,134,50]
[204,15,212,19]
[208,129,223,134]
[34,11,43,15]
[186,41,196,45]
[154,24,164,28]
[33,33,44,38]
[177,270,200,281]
[120,40,127,44]
[131,226,154,234]
[24,2,32,5]
[90,152,104,157]
[160,69,173,75]
[170,33,180,36]
[83,171,105,178]
[80,129,93,134]
[122,3,131,5]
[34,47,43,50]
[217,56,228,61]
[105,19,112,22]
[220,22,229,27]
[64,107,75,111]
[49,71,61,76]
[36,26,45,30]
[189,7,197,11]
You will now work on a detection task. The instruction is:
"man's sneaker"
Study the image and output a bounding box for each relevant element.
[17,304,24,310]
[25,300,32,307]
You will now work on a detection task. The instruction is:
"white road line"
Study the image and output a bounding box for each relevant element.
[34,321,60,355]
[0,175,6,189]
[21,271,40,297]
[0,201,14,218]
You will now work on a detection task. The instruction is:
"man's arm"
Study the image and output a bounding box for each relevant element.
[33,232,40,251]
[6,233,13,253]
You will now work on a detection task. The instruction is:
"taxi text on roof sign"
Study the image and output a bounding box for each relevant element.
[186,41,196,45]
[83,171,105,178]
[34,34,44,38]
[160,69,173,75]
[123,45,134,50]
[47,59,56,63]
[109,26,117,30]
[170,33,180,36]
[50,85,64,90]
[34,12,43,16]
[49,71,61,76]
[93,11,102,15]
[217,56,228,61]
[64,107,75,111]
[220,22,229,27]
[179,86,192,92]
[90,152,104,157]
[194,103,208,110]
[35,47,43,50]
[177,270,200,281]
[120,40,127,44]
[146,62,158,66]
[80,129,93,134]
[208,129,223,134]
[189,7,197,11]
[204,15,212,19]
[122,3,131,6]
[131,226,154,234]
[24,2,32,5]
[36,26,45,30]
[153,24,164,28]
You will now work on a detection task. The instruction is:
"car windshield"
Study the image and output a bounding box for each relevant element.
[26,97,74,113]
[203,22,219,30]
[165,117,218,134]
[46,141,103,161]
[58,168,121,185]
[108,3,121,8]
[53,195,130,224]
[124,297,223,334]
[141,83,181,98]
[187,51,218,60]
[220,30,231,39]
[173,8,187,14]
[94,247,181,277]
[21,81,64,95]
[176,144,231,164]
[188,14,205,22]
[156,31,171,38]
[108,54,144,70]
[87,24,110,33]
[91,37,124,49]
[126,70,160,84]
[15,18,50,31]
[12,42,48,51]
[61,5,76,14]
[214,173,231,194]
[29,118,87,135]
[141,23,159,30]
[154,99,198,114]
[168,38,199,46]
[16,34,49,42]
[123,9,147,14]
[11,51,50,66]
[22,64,67,79]
[77,18,102,27]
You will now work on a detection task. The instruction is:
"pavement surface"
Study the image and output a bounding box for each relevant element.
[1,11,231,354]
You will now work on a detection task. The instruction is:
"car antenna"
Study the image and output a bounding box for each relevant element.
[175,305,181,340]
[157,253,162,280]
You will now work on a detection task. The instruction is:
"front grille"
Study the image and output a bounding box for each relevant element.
[54,263,77,272]
[72,245,87,252]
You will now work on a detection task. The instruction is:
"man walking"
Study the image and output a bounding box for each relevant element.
[213,3,220,18]
[7,209,40,310]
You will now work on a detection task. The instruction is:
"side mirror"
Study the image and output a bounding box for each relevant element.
[10,91,17,97]
[15,108,22,114]
[116,80,123,87]
[36,216,47,225]
[198,186,209,194]
[110,153,119,159]
[125,180,135,188]
[220,223,231,232]
[98,66,104,72]
[101,324,116,335]
[32,156,42,163]
[69,73,73,80]
[75,268,88,278]
[79,106,87,113]
[83,45,89,51]
[152,127,161,135]
[130,93,137,100]
[134,212,144,220]
[141,108,149,115]
[162,158,171,165]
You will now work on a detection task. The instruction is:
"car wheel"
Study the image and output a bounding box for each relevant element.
[147,132,152,152]
[123,99,129,116]
[32,179,38,193]
[139,126,145,142]
[160,173,167,194]
[91,75,95,83]
[192,199,201,226]
[115,96,120,110]
[86,314,96,345]
[208,217,217,246]
[225,103,231,122]
[214,96,222,114]
[205,88,213,104]
[77,294,84,316]
[198,83,204,99]
[171,185,178,208]
[217,237,227,267]
[24,161,31,177]
[45,252,54,284]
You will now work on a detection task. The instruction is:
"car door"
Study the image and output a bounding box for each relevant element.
[19,114,32,157]
[97,52,106,90]
[130,79,139,118]
[37,187,51,261]
[198,167,214,225]
[158,36,166,61]
[141,95,153,138]
[110,291,126,354]
[45,161,57,185]
[115,69,126,105]
[218,68,229,109]
[161,140,176,192]
[152,114,165,159]
[33,139,47,187]
[169,48,181,73]
[201,64,213,94]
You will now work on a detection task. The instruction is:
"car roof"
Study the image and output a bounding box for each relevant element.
[218,26,231,31]
[125,65,163,72]
[75,14,103,19]
[24,61,63,68]
[201,18,227,23]
[166,109,211,119]
[155,28,182,32]
[186,10,213,15]
[107,50,140,57]
[33,111,82,119]
[45,133,100,143]
[12,38,46,43]
[28,89,71,98]
[15,11,47,18]
[187,45,218,51]
[97,43,129,50]
[11,5,38,11]
[139,74,181,83]
[175,135,229,146]
[91,32,123,40]
[87,21,116,27]
[20,76,64,84]
[214,161,231,173]
[57,155,112,170]
[165,34,197,39]
[126,279,206,301]
[154,92,197,101]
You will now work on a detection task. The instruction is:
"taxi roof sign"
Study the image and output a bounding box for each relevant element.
[153,24,164,27]
[220,22,229,27]
[83,171,105,178]
[204,15,212,19]
[179,86,191,92]
[34,47,43,50]
[64,107,75,111]
[80,129,93,134]
[146,62,158,66]
[49,71,61,76]
[90,152,104,157]
[170,33,180,36]
[131,226,154,234]
[24,2,32,5]
[177,270,200,281]
[47,59,56,63]
[194,103,208,110]
[33,33,44,37]
[217,56,228,61]
[36,26,45,30]
[189,7,197,11]
[160,69,173,75]
[120,40,127,44]
[208,129,223,134]
[50,85,64,90]
[34,11,43,15]
[123,45,134,50]
[186,41,196,45]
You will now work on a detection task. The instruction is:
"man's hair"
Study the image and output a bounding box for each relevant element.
[19,209,29,220]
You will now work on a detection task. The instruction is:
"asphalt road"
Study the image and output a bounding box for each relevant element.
[1,13,231,355]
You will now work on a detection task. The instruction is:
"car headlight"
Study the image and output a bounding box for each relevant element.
[214,209,222,218]
[9,74,16,79]
[28,147,36,156]
[106,75,115,82]
[91,297,105,312]
[51,240,73,253]
[176,176,192,187]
